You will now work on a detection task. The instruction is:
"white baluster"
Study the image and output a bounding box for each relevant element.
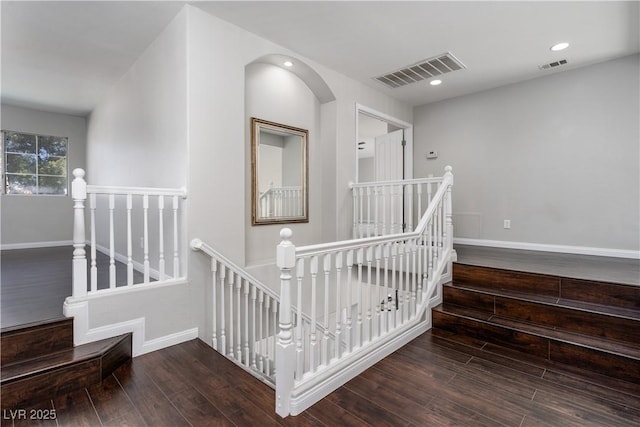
[382,243,390,334]
[374,185,379,237]
[390,185,396,234]
[264,295,271,375]
[322,253,331,366]
[390,242,398,330]
[89,192,97,292]
[108,194,116,288]
[383,185,388,235]
[126,194,133,286]
[143,194,150,283]
[356,247,363,348]
[365,246,372,343]
[251,284,257,370]
[366,187,371,238]
[71,169,87,298]
[158,195,165,280]
[220,266,227,354]
[258,289,264,374]
[295,258,304,380]
[334,252,343,359]
[346,249,353,353]
[211,258,218,350]
[352,187,358,239]
[309,255,318,372]
[236,274,242,361]
[173,195,180,277]
[374,244,381,338]
[407,184,413,232]
[358,187,364,238]
[243,279,250,366]
[228,270,235,358]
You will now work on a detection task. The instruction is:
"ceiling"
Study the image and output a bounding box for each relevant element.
[2,1,638,117]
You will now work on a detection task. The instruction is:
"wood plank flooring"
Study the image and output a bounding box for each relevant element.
[1,247,147,328]
[2,333,638,426]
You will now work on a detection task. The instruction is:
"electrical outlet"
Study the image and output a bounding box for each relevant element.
[503,219,511,229]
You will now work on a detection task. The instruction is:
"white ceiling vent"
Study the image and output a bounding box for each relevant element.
[539,59,568,70]
[374,52,466,89]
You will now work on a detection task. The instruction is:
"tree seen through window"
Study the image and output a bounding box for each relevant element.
[2,131,68,195]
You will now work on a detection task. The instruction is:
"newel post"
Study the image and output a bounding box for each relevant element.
[275,228,296,417]
[443,165,454,269]
[72,168,88,298]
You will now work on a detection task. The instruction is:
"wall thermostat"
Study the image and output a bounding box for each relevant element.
[426,151,438,159]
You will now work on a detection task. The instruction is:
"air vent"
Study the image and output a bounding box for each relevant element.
[374,52,466,89]
[539,59,568,70]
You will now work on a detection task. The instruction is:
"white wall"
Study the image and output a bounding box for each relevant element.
[414,54,640,254]
[1,104,86,247]
[245,62,320,264]
[86,10,188,188]
[185,5,413,341]
[82,8,195,343]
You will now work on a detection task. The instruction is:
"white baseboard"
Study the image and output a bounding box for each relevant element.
[1,240,72,250]
[453,238,640,260]
[64,290,197,357]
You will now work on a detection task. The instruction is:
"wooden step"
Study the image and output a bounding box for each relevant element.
[1,318,132,410]
[432,304,640,384]
[444,284,640,346]
[453,263,640,309]
[1,317,73,365]
[1,333,132,409]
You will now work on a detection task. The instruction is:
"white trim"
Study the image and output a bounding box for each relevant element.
[355,103,413,184]
[454,238,640,260]
[1,240,72,250]
[63,285,197,357]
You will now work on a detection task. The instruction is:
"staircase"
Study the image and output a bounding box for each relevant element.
[433,263,640,389]
[1,317,132,409]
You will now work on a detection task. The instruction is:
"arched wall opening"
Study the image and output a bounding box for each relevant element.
[244,54,337,269]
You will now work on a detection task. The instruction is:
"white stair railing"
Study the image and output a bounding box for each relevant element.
[190,238,281,384]
[71,168,187,297]
[351,175,441,238]
[275,166,453,417]
[190,238,332,386]
[260,185,303,218]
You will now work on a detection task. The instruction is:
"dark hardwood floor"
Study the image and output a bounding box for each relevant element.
[2,333,639,426]
[1,246,147,328]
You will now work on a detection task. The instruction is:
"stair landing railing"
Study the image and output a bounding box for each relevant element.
[351,175,441,238]
[71,168,187,298]
[275,166,454,417]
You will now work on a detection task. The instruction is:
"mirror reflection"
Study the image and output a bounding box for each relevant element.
[251,118,308,225]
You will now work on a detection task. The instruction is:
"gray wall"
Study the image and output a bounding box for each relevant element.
[414,54,640,253]
[1,104,86,247]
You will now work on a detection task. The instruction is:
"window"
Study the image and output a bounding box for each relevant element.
[2,130,68,195]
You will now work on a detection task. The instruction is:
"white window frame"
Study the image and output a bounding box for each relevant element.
[1,130,69,196]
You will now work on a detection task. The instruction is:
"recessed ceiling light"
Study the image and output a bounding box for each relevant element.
[430,79,442,86]
[550,42,569,52]
[283,60,294,67]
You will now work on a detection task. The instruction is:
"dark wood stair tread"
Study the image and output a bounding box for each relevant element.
[435,304,640,360]
[449,282,640,321]
[1,334,131,383]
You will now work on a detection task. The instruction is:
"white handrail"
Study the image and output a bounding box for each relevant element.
[87,184,187,198]
[350,176,442,188]
[190,238,280,302]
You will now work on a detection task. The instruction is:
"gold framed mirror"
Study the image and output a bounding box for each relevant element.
[251,117,309,225]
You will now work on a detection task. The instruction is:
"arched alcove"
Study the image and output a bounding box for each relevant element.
[244,54,337,266]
